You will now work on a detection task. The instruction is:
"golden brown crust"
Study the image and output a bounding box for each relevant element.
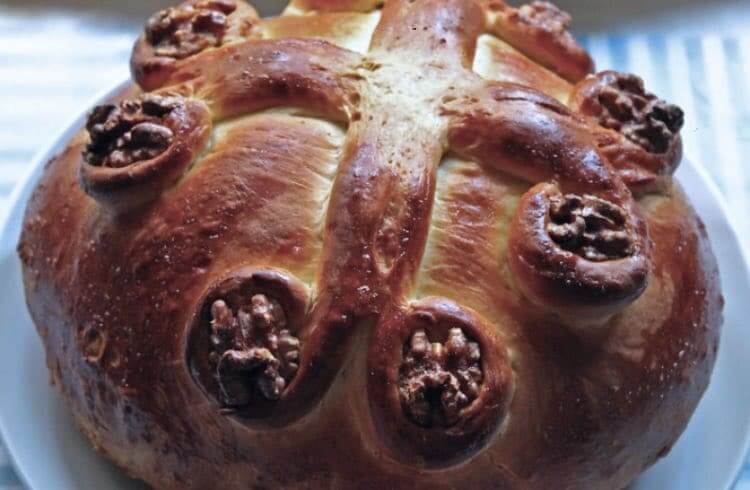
[473,34,572,103]
[370,0,484,66]
[18,0,722,489]
[260,11,381,53]
[162,38,361,122]
[287,0,384,12]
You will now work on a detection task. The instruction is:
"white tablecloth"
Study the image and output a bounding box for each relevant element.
[0,5,749,490]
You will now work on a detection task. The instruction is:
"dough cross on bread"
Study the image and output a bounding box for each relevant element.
[73,0,686,468]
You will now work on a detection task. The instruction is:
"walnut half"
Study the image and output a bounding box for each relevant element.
[209,294,300,407]
[511,1,572,36]
[84,95,179,168]
[145,0,237,59]
[586,71,684,154]
[398,328,482,428]
[547,193,632,261]
[367,299,513,466]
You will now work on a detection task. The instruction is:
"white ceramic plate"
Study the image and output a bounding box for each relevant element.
[0,82,748,490]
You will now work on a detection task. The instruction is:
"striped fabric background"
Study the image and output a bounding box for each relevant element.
[0,10,748,490]
[0,14,132,228]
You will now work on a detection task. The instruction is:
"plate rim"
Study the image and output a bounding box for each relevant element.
[0,78,748,490]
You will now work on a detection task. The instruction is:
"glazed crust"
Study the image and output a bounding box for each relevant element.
[19,1,722,489]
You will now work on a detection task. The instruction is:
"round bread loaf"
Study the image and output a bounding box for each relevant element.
[18,0,722,488]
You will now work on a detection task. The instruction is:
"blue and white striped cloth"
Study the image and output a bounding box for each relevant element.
[0,13,132,229]
[0,10,749,490]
